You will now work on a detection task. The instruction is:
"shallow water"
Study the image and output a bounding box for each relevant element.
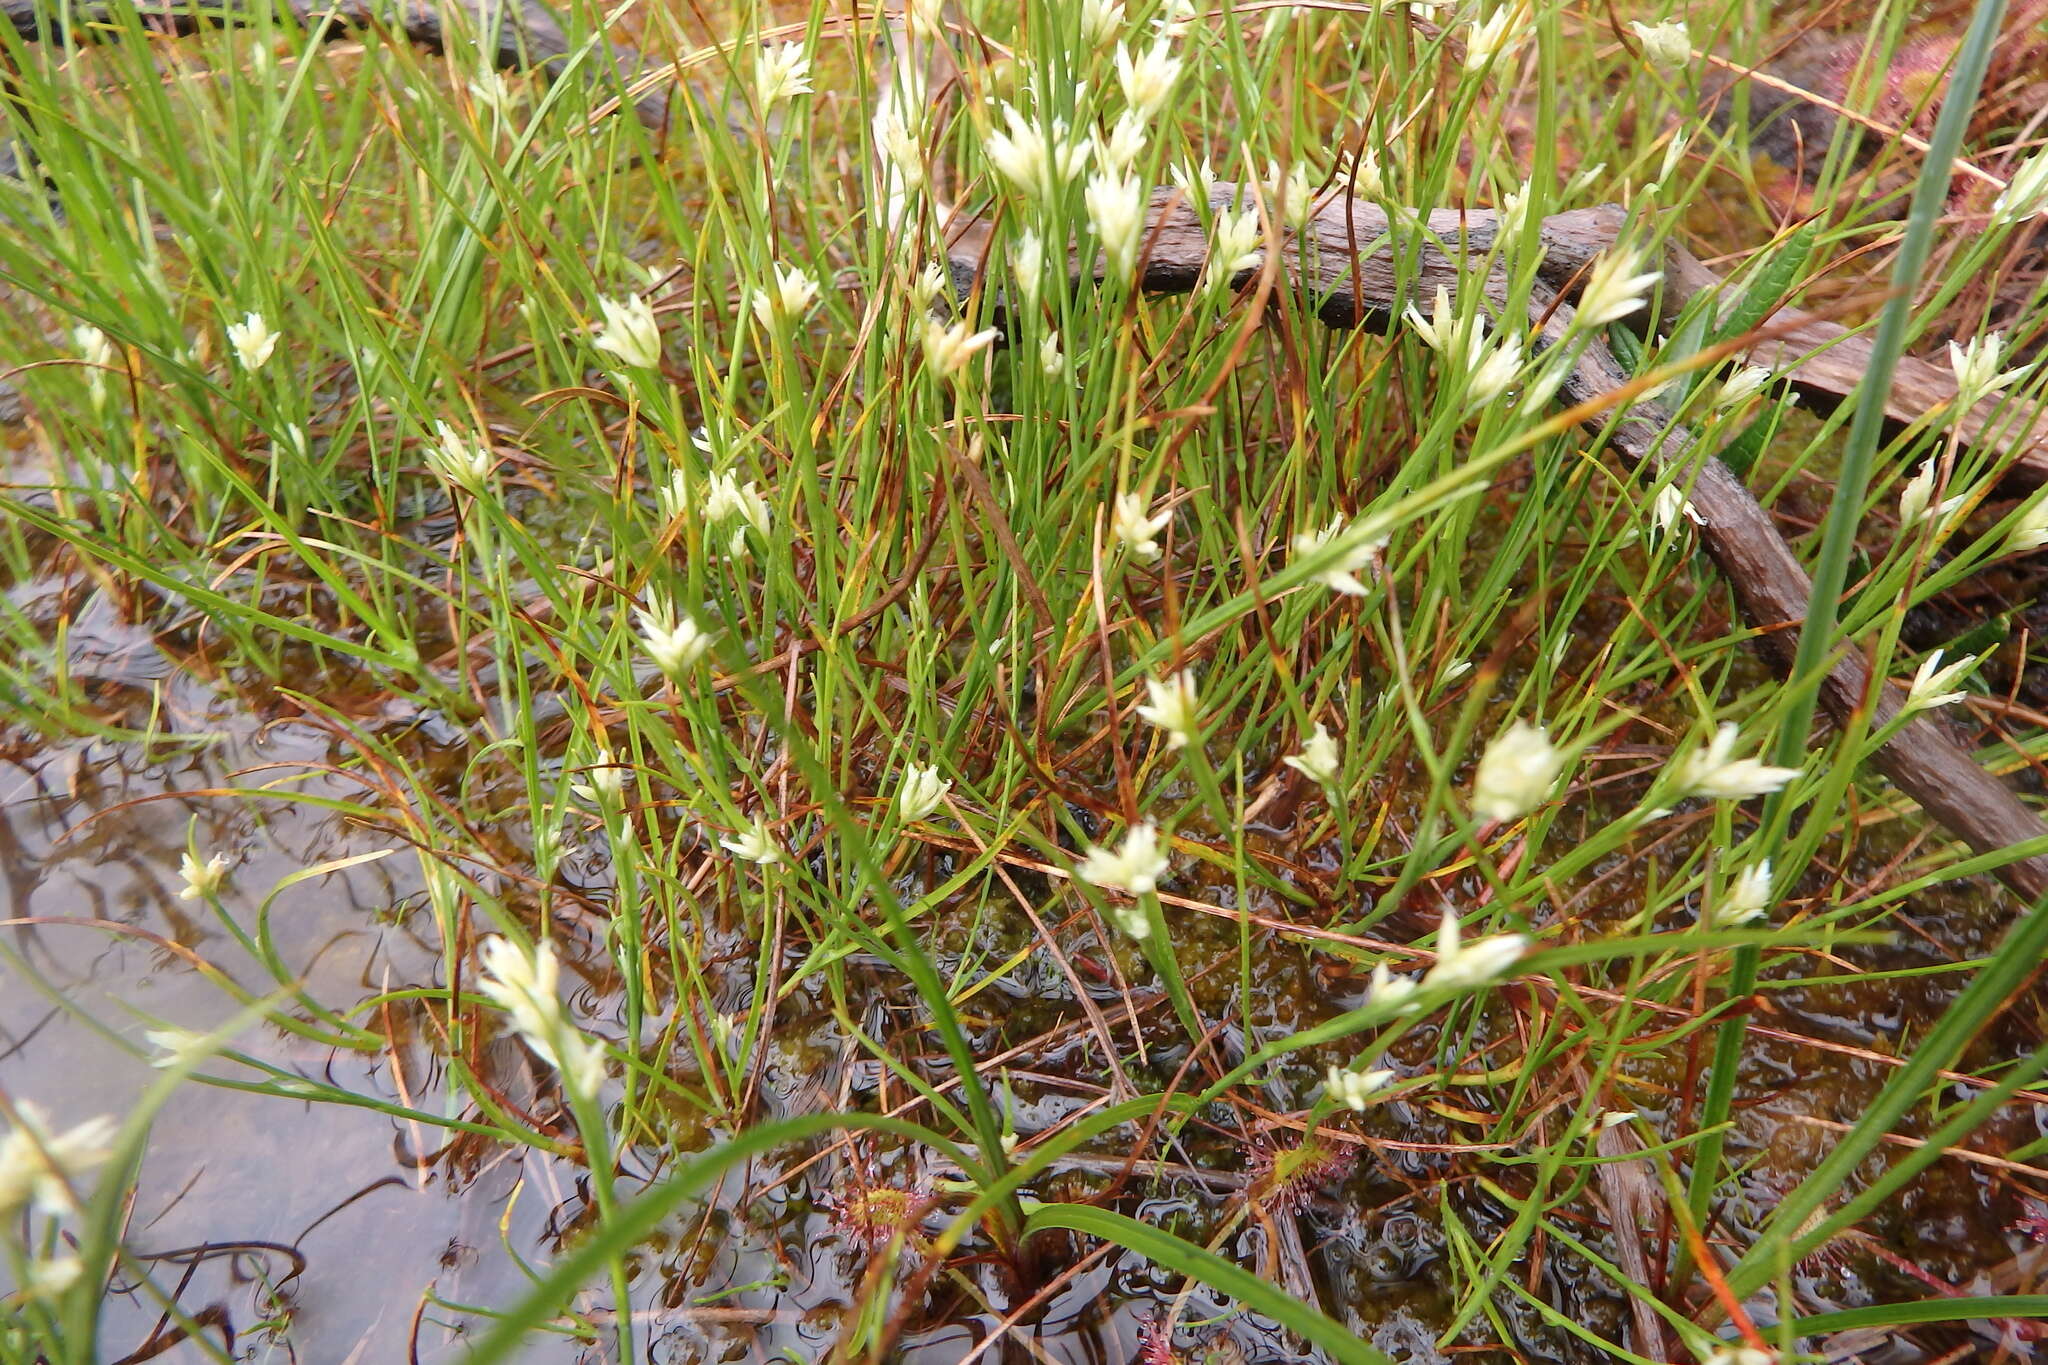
[3,558,2044,1363]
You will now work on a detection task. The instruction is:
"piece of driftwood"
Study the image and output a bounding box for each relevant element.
[1555,204,2048,487]
[943,185,2048,902]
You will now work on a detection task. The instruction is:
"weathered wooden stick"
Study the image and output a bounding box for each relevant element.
[1562,203,2048,489]
[945,186,2048,901]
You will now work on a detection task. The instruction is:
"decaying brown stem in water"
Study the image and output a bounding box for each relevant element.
[945,186,2048,902]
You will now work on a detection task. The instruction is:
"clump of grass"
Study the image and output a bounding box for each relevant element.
[2,0,2048,1360]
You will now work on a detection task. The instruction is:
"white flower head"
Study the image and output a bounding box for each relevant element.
[1702,1348,1777,1365]
[1094,109,1149,173]
[226,312,279,371]
[1898,460,1965,529]
[570,753,625,805]
[1082,0,1128,42]
[1672,722,1802,800]
[1282,722,1342,785]
[1107,900,1152,940]
[1368,963,1420,1014]
[703,471,773,549]
[1463,0,1530,73]
[1264,158,1319,230]
[0,1104,119,1215]
[1111,491,1171,561]
[1992,149,2048,225]
[593,295,662,369]
[1947,333,2031,404]
[144,1025,211,1069]
[895,762,953,823]
[753,42,814,108]
[907,0,945,39]
[1205,203,1264,291]
[1465,330,1524,404]
[1086,168,1148,274]
[1076,819,1171,896]
[1290,516,1384,595]
[722,816,782,865]
[1714,365,1773,409]
[1422,908,1529,991]
[427,421,495,493]
[1653,484,1706,537]
[73,323,116,369]
[1038,331,1065,379]
[1170,155,1217,207]
[636,599,716,678]
[1152,0,1199,36]
[21,1253,82,1299]
[1496,183,1534,237]
[1324,1063,1397,1111]
[984,102,1090,201]
[873,103,925,189]
[1629,19,1691,74]
[1011,229,1048,308]
[1470,719,1565,822]
[1574,248,1663,328]
[1902,648,1976,714]
[2005,491,2048,554]
[1115,38,1184,116]
[911,262,952,312]
[476,938,608,1098]
[176,850,230,902]
[751,264,822,328]
[1135,669,1201,748]
[1711,859,1774,928]
[922,318,1002,376]
[1404,284,1459,352]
